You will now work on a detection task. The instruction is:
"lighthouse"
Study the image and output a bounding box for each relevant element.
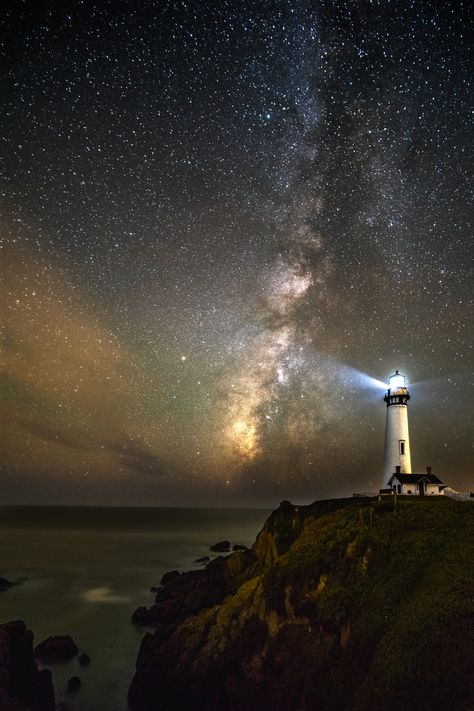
[383,370,412,487]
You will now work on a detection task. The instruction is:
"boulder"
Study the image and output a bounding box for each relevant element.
[132,606,163,626]
[132,607,149,625]
[0,577,14,591]
[0,620,55,710]
[209,540,230,552]
[66,676,81,693]
[160,570,180,586]
[154,587,172,604]
[194,556,210,564]
[77,652,90,666]
[34,636,78,664]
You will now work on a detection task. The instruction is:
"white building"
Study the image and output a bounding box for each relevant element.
[387,466,446,496]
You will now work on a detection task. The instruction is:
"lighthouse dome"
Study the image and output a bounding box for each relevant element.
[389,370,406,391]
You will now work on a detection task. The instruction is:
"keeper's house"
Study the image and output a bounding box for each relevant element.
[387,465,446,496]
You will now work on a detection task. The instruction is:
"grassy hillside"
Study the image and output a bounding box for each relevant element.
[130,497,474,711]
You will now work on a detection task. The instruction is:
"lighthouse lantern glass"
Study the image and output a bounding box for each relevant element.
[389,372,405,390]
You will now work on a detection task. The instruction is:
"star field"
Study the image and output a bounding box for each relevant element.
[1,1,472,505]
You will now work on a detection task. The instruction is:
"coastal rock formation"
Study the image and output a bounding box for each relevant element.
[66,676,81,693]
[209,540,231,552]
[0,577,14,592]
[160,570,180,586]
[129,497,474,711]
[34,636,78,664]
[132,550,254,628]
[194,556,210,565]
[0,620,55,711]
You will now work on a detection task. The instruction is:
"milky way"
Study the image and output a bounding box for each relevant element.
[1,1,472,505]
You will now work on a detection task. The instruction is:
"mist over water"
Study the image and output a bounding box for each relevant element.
[0,507,269,710]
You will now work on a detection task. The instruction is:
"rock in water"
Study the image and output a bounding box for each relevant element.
[34,636,78,664]
[209,540,230,552]
[66,676,81,693]
[0,576,14,591]
[129,497,474,711]
[0,620,55,710]
[78,652,90,666]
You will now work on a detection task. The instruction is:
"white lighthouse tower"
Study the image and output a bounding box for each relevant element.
[383,370,412,487]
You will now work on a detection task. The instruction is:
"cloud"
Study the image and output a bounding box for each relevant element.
[11,415,86,450]
[1,236,179,501]
[107,436,172,477]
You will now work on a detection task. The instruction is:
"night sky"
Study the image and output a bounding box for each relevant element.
[1,1,472,506]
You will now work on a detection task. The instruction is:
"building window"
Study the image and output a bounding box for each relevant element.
[398,485,401,494]
[399,441,405,455]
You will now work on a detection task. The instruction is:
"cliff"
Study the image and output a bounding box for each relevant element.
[0,621,55,711]
[129,497,474,711]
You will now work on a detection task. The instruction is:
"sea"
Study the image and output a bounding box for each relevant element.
[0,506,269,711]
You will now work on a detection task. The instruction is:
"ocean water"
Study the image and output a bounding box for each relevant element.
[0,506,269,711]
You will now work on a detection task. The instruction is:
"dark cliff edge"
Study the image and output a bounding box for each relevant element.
[129,497,474,711]
[0,620,55,711]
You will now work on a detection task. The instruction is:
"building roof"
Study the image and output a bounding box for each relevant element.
[388,473,445,485]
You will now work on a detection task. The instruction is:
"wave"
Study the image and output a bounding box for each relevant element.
[81,586,129,603]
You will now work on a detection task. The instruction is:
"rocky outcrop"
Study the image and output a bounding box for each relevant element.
[209,540,230,552]
[34,636,78,664]
[0,620,55,711]
[66,676,81,693]
[160,570,180,586]
[77,652,90,666]
[0,577,14,592]
[132,549,255,628]
[194,556,210,565]
[129,497,474,711]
